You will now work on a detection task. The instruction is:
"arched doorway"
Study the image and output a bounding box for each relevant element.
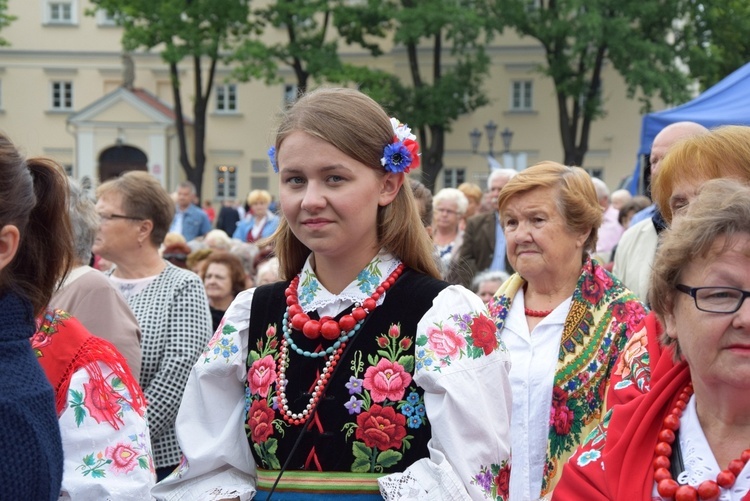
[98,143,148,182]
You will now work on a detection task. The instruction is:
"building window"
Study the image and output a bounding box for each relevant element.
[443,168,466,188]
[215,165,237,200]
[216,84,238,113]
[585,167,604,179]
[51,81,73,110]
[46,1,76,24]
[284,84,298,106]
[251,159,270,191]
[511,81,533,111]
[95,9,117,26]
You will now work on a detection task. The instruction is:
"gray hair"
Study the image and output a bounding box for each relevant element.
[488,168,517,189]
[433,188,469,216]
[68,177,99,264]
[471,269,509,293]
[590,177,610,201]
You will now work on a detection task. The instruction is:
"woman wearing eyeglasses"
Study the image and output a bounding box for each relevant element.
[431,188,468,279]
[554,179,750,500]
[93,171,213,481]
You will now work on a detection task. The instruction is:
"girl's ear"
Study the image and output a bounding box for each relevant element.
[0,224,20,272]
[379,172,404,207]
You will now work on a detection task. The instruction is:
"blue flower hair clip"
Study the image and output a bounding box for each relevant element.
[381,117,420,174]
[268,146,278,173]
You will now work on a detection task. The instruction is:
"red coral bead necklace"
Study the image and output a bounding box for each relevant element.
[653,382,750,501]
[524,307,553,317]
[276,263,405,425]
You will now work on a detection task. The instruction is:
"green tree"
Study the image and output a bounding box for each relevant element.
[88,0,257,198]
[0,0,17,47]
[491,0,698,167]
[233,0,494,192]
[682,0,750,90]
[367,0,493,192]
[231,0,392,95]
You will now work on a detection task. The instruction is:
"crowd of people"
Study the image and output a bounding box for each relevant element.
[2,84,749,501]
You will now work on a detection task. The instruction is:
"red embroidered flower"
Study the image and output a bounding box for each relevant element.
[399,337,412,350]
[552,404,574,435]
[83,376,123,428]
[551,386,568,408]
[611,301,646,332]
[377,336,389,348]
[388,324,401,338]
[355,404,407,451]
[495,463,511,498]
[363,359,412,402]
[247,399,275,443]
[581,275,604,304]
[470,314,499,355]
[248,355,277,397]
[105,443,139,474]
[427,324,466,358]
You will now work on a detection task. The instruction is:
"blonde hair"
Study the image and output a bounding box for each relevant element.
[246,189,272,206]
[457,182,483,205]
[497,161,601,255]
[653,125,750,224]
[270,87,440,280]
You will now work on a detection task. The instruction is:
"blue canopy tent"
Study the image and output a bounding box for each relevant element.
[629,61,750,194]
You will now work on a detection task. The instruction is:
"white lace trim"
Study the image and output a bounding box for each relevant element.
[298,251,401,312]
[379,470,433,500]
[652,394,750,500]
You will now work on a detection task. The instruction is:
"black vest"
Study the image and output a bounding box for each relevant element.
[245,269,449,473]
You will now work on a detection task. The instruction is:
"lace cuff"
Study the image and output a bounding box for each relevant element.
[378,458,468,501]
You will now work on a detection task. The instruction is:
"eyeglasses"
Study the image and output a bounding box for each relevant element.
[98,213,143,222]
[675,284,750,314]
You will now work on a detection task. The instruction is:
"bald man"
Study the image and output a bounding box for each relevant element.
[612,121,708,303]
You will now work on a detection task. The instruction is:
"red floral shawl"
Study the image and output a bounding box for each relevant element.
[31,309,146,422]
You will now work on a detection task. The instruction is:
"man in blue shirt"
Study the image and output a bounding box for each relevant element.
[169,181,212,242]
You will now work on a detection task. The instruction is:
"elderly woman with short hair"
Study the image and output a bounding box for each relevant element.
[50,178,143,379]
[432,187,469,278]
[554,179,750,500]
[232,189,280,243]
[94,171,213,481]
[488,161,646,499]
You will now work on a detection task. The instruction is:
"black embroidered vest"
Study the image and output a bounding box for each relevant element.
[245,269,448,473]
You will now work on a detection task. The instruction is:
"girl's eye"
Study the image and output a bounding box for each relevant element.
[327,175,344,183]
[285,176,304,185]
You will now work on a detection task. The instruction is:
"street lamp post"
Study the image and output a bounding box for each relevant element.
[469,120,513,171]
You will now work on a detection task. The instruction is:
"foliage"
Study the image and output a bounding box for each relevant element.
[231,0,392,93]
[359,0,495,191]
[87,0,257,198]
[0,0,16,47]
[490,0,698,166]
[681,0,750,90]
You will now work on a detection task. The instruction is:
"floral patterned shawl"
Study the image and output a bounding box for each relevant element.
[487,257,646,497]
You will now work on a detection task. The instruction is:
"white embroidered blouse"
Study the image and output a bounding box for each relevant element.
[152,252,512,501]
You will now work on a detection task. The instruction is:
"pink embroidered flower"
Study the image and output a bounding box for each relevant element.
[363,359,412,403]
[83,377,123,428]
[248,355,277,397]
[426,324,466,358]
[551,404,574,435]
[388,324,401,338]
[614,325,648,378]
[247,399,275,443]
[105,443,139,474]
[30,331,54,352]
[593,265,614,289]
[266,325,276,338]
[355,404,407,450]
[470,314,499,355]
